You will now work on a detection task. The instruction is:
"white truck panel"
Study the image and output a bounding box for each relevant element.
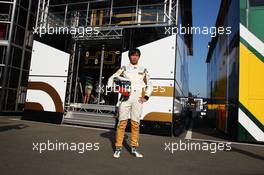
[121,35,176,79]
[30,40,70,76]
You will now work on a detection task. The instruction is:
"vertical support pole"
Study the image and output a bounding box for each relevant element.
[168,0,172,25]
[135,0,139,23]
[138,7,141,24]
[35,0,41,29]
[109,0,113,25]
[64,4,68,27]
[66,41,76,106]
[85,2,90,26]
[163,0,167,22]
[43,0,50,28]
[175,0,179,26]
[73,47,81,104]
[97,44,105,105]
[40,0,45,27]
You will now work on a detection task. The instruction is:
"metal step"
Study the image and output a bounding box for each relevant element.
[68,103,116,111]
[62,111,116,128]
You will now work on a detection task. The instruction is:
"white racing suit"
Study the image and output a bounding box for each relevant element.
[107,63,153,148]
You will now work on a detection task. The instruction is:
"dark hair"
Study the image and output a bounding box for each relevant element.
[128,48,141,57]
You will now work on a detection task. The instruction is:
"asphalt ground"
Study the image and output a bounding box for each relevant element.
[0,116,263,175]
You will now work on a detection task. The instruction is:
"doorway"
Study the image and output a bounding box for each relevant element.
[71,39,123,110]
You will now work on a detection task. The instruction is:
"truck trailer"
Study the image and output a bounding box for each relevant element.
[24,0,193,136]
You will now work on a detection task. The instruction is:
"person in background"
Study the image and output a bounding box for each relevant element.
[83,76,93,104]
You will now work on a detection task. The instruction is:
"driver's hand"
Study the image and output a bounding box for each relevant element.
[138,97,147,104]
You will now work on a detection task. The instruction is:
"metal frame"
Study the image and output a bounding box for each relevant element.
[0,0,41,112]
[65,41,77,108]
[67,103,116,113]
[35,0,177,41]
[73,26,123,41]
[35,0,50,29]
[15,0,33,111]
[0,0,17,111]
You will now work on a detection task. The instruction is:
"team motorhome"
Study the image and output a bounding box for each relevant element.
[206,0,264,143]
[24,0,193,135]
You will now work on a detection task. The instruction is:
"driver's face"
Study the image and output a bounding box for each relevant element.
[129,53,140,65]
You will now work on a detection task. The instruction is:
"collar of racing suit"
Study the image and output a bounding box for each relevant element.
[128,63,139,69]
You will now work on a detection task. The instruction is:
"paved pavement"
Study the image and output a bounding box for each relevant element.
[0,116,263,175]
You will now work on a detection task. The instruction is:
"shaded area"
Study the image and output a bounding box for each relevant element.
[22,111,63,124]
[231,146,264,161]
[189,110,231,141]
[100,130,130,152]
[0,117,263,175]
[0,124,29,132]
